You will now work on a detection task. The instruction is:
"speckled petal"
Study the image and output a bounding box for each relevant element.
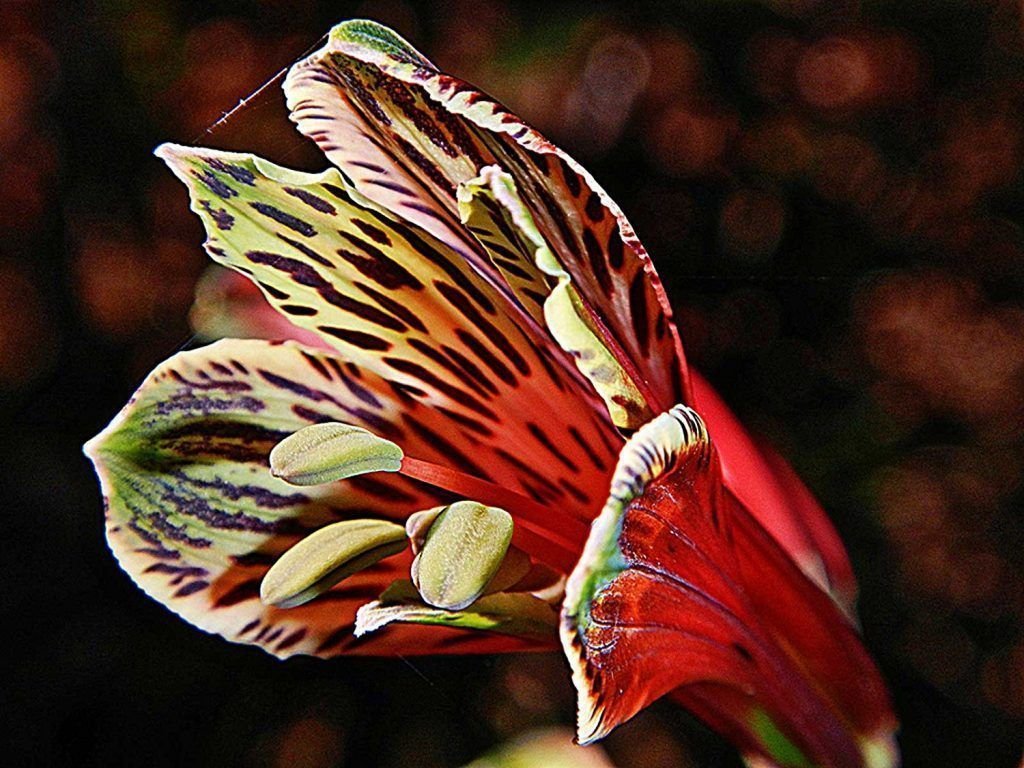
[85,338,545,658]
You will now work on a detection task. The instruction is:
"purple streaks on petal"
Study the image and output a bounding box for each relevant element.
[284,186,337,215]
[200,200,235,230]
[155,393,265,417]
[174,580,210,598]
[172,471,310,509]
[192,169,236,199]
[214,577,263,607]
[156,483,297,535]
[168,370,253,392]
[250,202,317,237]
[207,158,255,185]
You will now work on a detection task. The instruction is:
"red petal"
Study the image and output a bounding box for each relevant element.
[562,407,897,767]
[726,491,895,741]
[692,370,857,611]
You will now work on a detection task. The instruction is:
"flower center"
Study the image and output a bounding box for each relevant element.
[398,455,585,568]
[269,421,586,572]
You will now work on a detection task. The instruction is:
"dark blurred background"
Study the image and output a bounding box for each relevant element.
[4,0,1024,765]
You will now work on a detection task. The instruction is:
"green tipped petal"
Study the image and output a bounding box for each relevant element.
[83,337,553,658]
[286,19,688,421]
[562,405,715,745]
[328,19,434,68]
[260,518,408,608]
[270,422,403,486]
[413,500,514,611]
[82,338,441,659]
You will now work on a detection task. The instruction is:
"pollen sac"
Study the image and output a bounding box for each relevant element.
[412,501,514,611]
[269,422,403,486]
[260,519,408,608]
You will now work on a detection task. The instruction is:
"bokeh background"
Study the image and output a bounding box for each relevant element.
[4,0,1024,765]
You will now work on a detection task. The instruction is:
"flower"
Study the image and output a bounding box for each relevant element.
[85,20,897,768]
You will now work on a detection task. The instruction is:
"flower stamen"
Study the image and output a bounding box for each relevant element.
[269,422,587,572]
[399,455,586,572]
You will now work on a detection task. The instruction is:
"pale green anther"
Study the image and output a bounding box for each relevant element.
[412,500,514,611]
[269,422,403,486]
[260,519,408,608]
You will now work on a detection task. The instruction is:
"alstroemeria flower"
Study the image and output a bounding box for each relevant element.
[85,20,897,768]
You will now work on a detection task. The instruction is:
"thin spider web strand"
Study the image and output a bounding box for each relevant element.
[192,33,329,142]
